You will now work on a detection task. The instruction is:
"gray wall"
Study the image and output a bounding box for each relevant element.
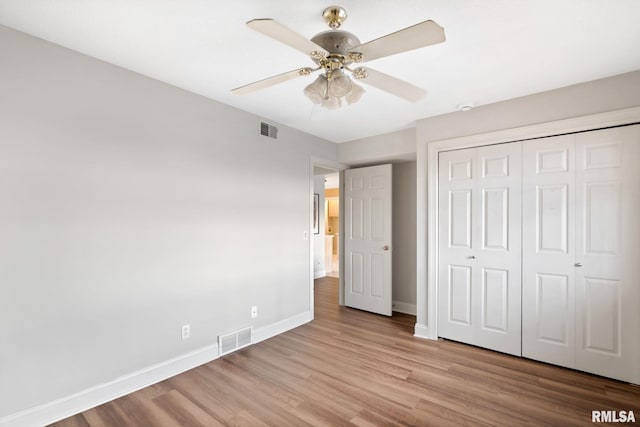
[392,162,417,310]
[338,127,416,166]
[0,25,335,417]
[416,70,640,144]
[336,70,640,163]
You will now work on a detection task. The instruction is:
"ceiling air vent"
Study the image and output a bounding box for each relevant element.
[260,122,278,139]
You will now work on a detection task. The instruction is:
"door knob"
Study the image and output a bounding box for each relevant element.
[383,245,389,251]
[574,262,583,267]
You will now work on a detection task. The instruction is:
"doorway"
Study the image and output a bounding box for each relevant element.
[311,160,345,313]
[324,173,340,278]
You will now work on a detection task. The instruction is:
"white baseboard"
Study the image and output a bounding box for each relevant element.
[253,311,313,344]
[392,300,416,315]
[414,323,432,340]
[313,269,326,279]
[1,311,314,427]
[0,342,220,427]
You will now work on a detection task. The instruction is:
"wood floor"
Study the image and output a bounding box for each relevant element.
[53,277,640,426]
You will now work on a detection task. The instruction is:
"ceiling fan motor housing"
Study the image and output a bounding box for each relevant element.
[311,30,360,56]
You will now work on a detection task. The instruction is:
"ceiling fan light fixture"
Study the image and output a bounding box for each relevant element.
[321,95,342,110]
[305,70,361,108]
[304,76,327,104]
[345,81,365,105]
[328,70,352,97]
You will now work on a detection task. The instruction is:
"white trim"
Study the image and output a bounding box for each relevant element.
[0,343,220,427]
[252,311,313,344]
[415,140,431,337]
[419,106,640,343]
[392,300,416,315]
[414,323,430,339]
[313,269,327,279]
[338,170,345,306]
[428,106,640,151]
[1,309,315,427]
[309,157,316,319]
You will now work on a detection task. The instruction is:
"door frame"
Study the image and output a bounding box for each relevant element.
[416,106,640,340]
[309,156,347,318]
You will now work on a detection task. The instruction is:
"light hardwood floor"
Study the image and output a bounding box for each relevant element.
[52,277,640,426]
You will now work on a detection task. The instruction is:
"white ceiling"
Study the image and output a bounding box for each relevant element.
[1,1,639,143]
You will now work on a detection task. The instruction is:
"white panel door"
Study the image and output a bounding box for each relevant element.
[522,125,639,383]
[344,164,392,316]
[438,148,475,344]
[474,143,522,355]
[522,135,576,368]
[438,143,522,356]
[574,125,640,383]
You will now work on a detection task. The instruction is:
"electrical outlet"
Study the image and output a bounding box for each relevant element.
[181,324,190,340]
[251,306,258,319]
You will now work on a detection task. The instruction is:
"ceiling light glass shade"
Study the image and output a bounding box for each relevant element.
[304,76,326,104]
[345,82,365,105]
[321,95,342,110]
[304,71,365,109]
[328,70,352,98]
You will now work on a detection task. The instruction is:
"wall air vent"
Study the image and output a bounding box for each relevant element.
[218,326,253,356]
[260,122,278,139]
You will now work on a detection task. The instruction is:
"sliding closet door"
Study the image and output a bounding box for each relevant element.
[574,125,640,383]
[438,142,522,356]
[522,135,576,368]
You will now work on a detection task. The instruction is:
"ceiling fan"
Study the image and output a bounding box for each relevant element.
[231,6,446,109]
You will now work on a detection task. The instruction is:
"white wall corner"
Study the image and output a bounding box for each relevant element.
[392,301,417,316]
[252,311,313,344]
[0,343,220,427]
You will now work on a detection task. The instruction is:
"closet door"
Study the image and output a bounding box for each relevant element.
[522,125,639,384]
[574,126,640,383]
[438,143,522,356]
[438,148,475,345]
[522,135,576,368]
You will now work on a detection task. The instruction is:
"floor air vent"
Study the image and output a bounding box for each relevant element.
[260,122,278,139]
[218,326,253,356]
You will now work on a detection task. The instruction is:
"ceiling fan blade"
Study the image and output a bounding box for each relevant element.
[350,20,445,63]
[231,68,312,95]
[247,19,328,56]
[356,67,426,102]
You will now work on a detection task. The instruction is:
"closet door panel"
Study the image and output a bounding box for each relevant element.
[474,143,522,356]
[438,149,476,344]
[522,135,576,368]
[438,143,522,356]
[575,125,640,383]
